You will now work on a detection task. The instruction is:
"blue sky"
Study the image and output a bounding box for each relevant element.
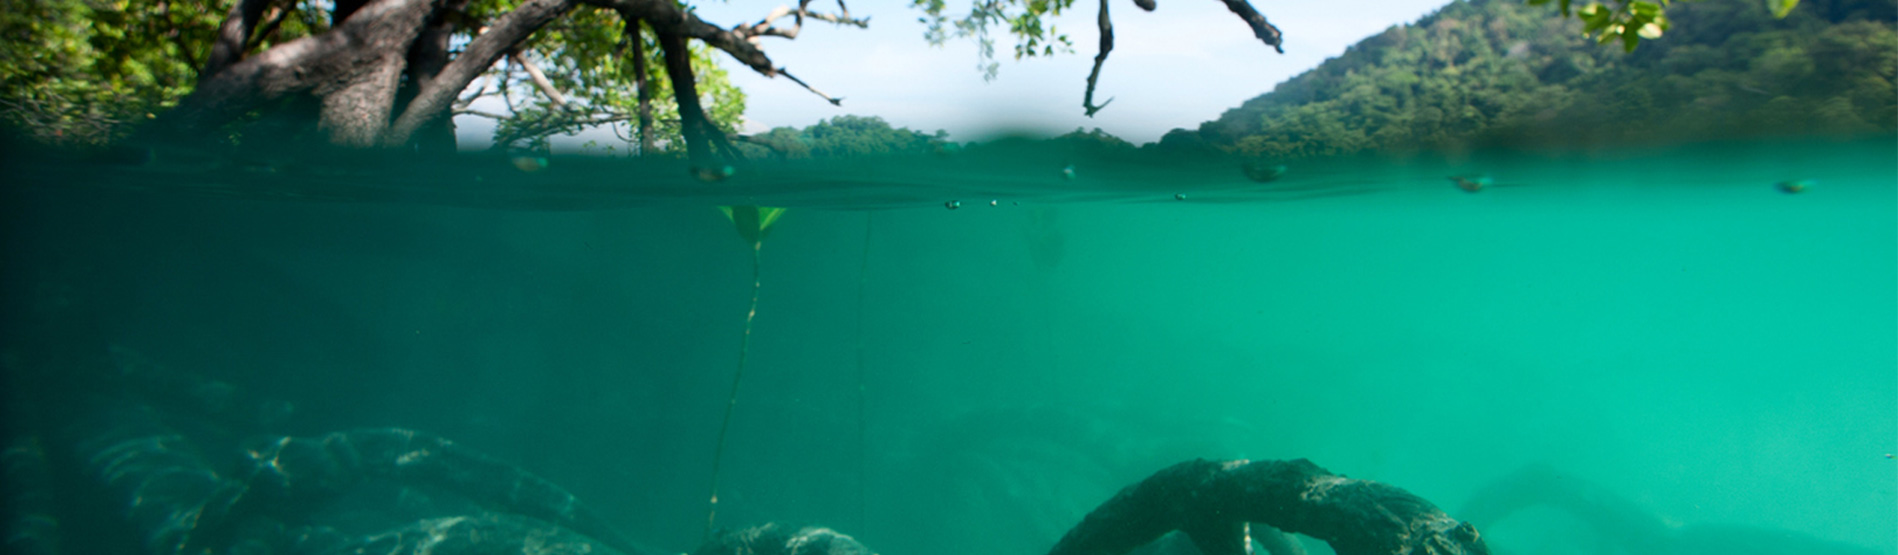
[459,0,1455,147]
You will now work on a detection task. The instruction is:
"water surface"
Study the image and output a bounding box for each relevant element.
[3,137,1893,555]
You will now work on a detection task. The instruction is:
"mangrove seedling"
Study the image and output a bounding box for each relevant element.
[705,205,787,540]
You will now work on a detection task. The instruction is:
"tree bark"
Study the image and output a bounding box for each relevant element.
[166,0,445,141]
[334,0,372,26]
[1048,459,1488,555]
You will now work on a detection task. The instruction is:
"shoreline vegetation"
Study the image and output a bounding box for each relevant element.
[2,0,1892,164]
[732,0,1896,163]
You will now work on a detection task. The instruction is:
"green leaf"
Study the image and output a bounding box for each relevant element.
[1637,22,1664,39]
[1766,0,1799,18]
[720,206,788,246]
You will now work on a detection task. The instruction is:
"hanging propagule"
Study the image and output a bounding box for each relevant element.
[706,237,764,541]
[854,212,874,535]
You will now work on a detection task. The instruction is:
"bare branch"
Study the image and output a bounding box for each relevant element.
[455,74,493,108]
[509,52,569,108]
[738,3,870,41]
[779,69,842,106]
[454,108,509,119]
[1083,0,1114,116]
[1218,0,1282,53]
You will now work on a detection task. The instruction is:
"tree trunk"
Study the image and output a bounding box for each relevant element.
[318,59,407,147]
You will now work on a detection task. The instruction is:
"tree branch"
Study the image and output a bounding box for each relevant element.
[1218,0,1282,53]
[167,0,447,138]
[779,69,842,106]
[454,108,509,119]
[382,0,578,146]
[509,52,570,108]
[738,4,870,40]
[202,0,274,79]
[1048,459,1488,555]
[588,0,776,76]
[245,5,291,51]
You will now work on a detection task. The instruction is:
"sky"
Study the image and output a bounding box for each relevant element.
[457,0,1456,148]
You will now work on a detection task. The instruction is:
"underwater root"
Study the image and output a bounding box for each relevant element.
[694,522,872,555]
[1048,458,1489,555]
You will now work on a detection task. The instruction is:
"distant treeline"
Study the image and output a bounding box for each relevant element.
[745,0,1894,161]
[1162,0,1897,158]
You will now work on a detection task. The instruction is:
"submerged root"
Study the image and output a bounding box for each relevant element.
[1049,458,1488,555]
[694,523,872,555]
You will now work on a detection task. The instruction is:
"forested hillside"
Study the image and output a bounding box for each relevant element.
[1165,0,1897,158]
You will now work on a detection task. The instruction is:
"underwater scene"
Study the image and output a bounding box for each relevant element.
[2,135,1894,555]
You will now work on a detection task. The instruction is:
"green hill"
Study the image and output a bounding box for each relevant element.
[1164,0,1897,158]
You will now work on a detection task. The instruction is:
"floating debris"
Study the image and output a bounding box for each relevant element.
[945,200,961,210]
[693,165,736,182]
[510,156,549,173]
[1242,161,1287,183]
[989,200,999,207]
[1776,180,1813,194]
[1175,193,1187,201]
[1449,174,1492,193]
[1061,164,1076,180]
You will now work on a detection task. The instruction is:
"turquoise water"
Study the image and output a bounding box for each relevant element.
[2,138,1893,554]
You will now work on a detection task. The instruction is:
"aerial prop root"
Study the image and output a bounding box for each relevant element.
[1083,0,1283,116]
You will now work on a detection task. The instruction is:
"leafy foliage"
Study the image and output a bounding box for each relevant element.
[0,0,743,151]
[0,0,327,146]
[911,0,1075,79]
[739,115,948,159]
[1173,0,1896,159]
[470,4,745,154]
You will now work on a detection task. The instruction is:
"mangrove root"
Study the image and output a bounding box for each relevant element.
[694,522,873,555]
[1048,458,1488,555]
